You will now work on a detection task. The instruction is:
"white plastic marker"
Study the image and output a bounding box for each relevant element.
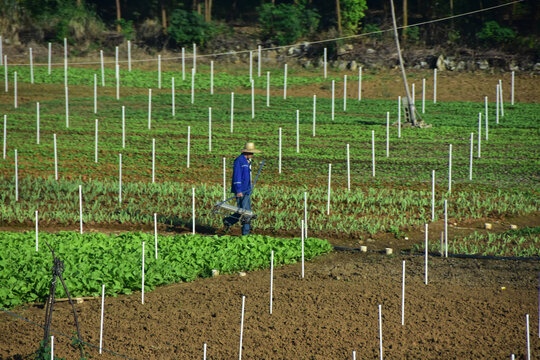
[343,75,347,111]
[65,86,69,127]
[94,119,98,163]
[499,79,504,117]
[51,336,54,360]
[203,343,207,360]
[379,304,384,360]
[118,153,122,203]
[14,149,18,201]
[36,102,40,144]
[511,71,515,105]
[296,110,300,153]
[526,314,530,360]
[115,64,120,100]
[223,157,226,200]
[278,128,282,174]
[431,170,435,221]
[327,164,331,215]
[141,241,145,304]
[63,38,67,86]
[115,46,119,80]
[347,144,350,191]
[4,56,7,92]
[35,210,39,251]
[323,48,327,78]
[48,43,51,75]
[269,250,274,314]
[148,89,152,129]
[301,220,305,278]
[157,54,161,89]
[444,199,448,257]
[478,113,482,158]
[371,130,376,177]
[304,192,308,238]
[411,83,415,104]
[386,112,390,157]
[208,107,212,152]
[181,47,185,80]
[496,84,500,125]
[3,114,5,159]
[469,133,474,180]
[249,51,253,82]
[29,48,34,84]
[251,80,255,119]
[422,78,426,113]
[230,92,234,132]
[187,126,190,168]
[122,106,125,148]
[100,50,105,86]
[433,68,437,103]
[171,77,175,116]
[401,260,405,326]
[283,64,287,99]
[266,72,270,107]
[127,40,131,72]
[238,295,246,360]
[99,283,105,354]
[210,61,214,95]
[192,43,196,72]
[485,99,489,141]
[331,80,335,120]
[53,134,58,180]
[154,213,158,259]
[448,144,452,193]
[353,350,356,360]
[79,185,83,234]
[358,67,362,101]
[94,74,97,114]
[258,45,261,77]
[13,71,17,108]
[424,223,428,284]
[312,95,316,136]
[152,138,156,183]
[191,68,195,104]
[398,96,401,138]
[192,187,195,234]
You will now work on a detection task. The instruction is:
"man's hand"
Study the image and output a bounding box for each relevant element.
[237,193,243,198]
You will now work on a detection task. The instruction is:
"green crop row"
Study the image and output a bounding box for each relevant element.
[0,231,332,308]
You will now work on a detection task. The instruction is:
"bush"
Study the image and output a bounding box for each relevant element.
[476,21,516,47]
[340,0,367,34]
[258,3,320,45]
[167,9,215,47]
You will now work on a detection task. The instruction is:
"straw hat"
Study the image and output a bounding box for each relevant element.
[241,142,262,153]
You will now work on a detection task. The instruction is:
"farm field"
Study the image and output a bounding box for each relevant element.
[0,57,539,359]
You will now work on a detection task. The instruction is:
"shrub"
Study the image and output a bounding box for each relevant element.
[340,0,368,34]
[258,3,320,45]
[167,9,215,47]
[476,21,516,47]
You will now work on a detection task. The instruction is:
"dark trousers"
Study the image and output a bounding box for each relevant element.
[223,194,251,235]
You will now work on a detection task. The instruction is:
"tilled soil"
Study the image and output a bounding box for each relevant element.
[1,250,539,359]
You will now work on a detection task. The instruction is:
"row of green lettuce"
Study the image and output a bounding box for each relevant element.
[0,231,332,308]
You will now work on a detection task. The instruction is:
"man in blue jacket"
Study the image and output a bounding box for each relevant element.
[223,142,261,235]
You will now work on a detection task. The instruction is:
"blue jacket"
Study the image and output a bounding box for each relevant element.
[231,155,251,195]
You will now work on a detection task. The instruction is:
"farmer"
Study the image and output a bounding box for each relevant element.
[223,142,262,235]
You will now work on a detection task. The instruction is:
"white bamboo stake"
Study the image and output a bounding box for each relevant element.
[411,83,415,104]
[48,43,51,75]
[99,283,105,354]
[65,86,68,127]
[141,241,145,304]
[433,68,437,103]
[94,74,97,114]
[191,68,195,104]
[251,80,255,119]
[485,99,489,141]
[192,187,195,234]
[347,144,350,191]
[115,46,119,80]
[371,130,375,177]
[323,48,327,78]
[312,95,316,136]
[2,114,5,159]
[301,219,305,278]
[13,71,17,108]
[208,107,212,152]
[431,170,435,221]
[154,213,158,259]
[63,38,67,86]
[378,304,383,360]
[278,128,282,174]
[158,55,161,89]
[270,250,274,314]
[249,51,253,82]
[386,112,390,157]
[181,47,185,80]
[152,138,155,183]
[499,79,504,117]
[36,102,40,144]
[238,295,245,360]
[526,314,530,360]
[127,40,131,72]
[4,56,7,92]
[327,164,331,215]
[478,112,482,158]
[422,78,425,113]
[53,134,57,180]
[511,71,514,105]
[266,72,270,107]
[231,92,234,132]
[210,61,214,95]
[100,50,105,86]
[203,343,207,360]
[223,157,226,201]
[358,67,362,101]
[401,260,405,326]
[29,48,34,84]
[35,210,39,251]
[424,223,428,285]
[398,96,401,138]
[122,106,125,148]
[187,126,190,168]
[469,133,473,180]
[353,350,356,360]
[115,64,119,100]
[343,75,347,111]
[51,336,54,360]
[0,36,3,65]
[79,184,83,234]
[118,153,122,203]
[331,80,335,120]
[14,149,18,201]
[496,84,500,125]
[444,199,448,257]
[296,110,299,153]
[283,64,287,99]
[304,192,308,238]
[448,144,452,193]
[193,43,196,72]
[95,119,98,163]
[258,45,261,77]
[148,89,152,129]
